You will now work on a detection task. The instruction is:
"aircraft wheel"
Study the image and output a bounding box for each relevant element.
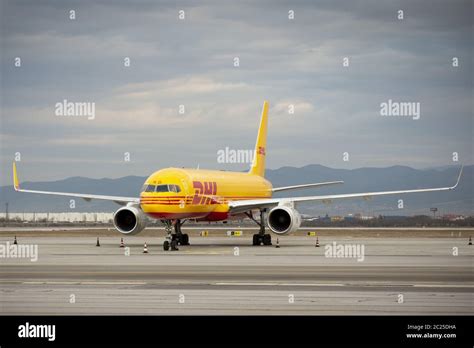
[171,239,179,251]
[163,240,170,251]
[182,234,189,245]
[263,234,272,246]
[252,234,260,246]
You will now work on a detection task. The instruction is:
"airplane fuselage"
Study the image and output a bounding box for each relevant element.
[140,168,273,221]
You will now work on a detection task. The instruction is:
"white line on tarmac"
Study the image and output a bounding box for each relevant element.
[214,282,345,287]
[22,281,147,285]
[214,282,474,288]
[412,284,474,288]
[23,281,77,285]
[81,281,147,285]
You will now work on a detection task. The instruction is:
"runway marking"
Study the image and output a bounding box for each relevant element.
[22,281,147,285]
[23,281,77,285]
[214,282,474,289]
[183,251,229,255]
[412,284,474,288]
[214,282,344,287]
[81,281,147,285]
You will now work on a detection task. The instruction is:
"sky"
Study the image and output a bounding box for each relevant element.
[0,0,472,186]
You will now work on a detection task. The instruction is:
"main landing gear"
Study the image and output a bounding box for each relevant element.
[246,210,272,246]
[163,220,189,251]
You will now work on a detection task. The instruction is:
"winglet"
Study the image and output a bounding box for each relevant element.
[451,165,463,189]
[13,162,20,191]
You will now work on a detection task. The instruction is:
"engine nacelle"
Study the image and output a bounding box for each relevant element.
[113,205,148,235]
[267,205,301,235]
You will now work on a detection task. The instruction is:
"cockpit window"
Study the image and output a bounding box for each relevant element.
[145,185,156,192]
[142,184,182,193]
[169,184,181,193]
[155,185,168,192]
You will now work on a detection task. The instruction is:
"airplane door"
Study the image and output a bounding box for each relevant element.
[180,178,190,209]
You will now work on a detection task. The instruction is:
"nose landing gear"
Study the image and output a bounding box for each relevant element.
[163,239,179,251]
[163,220,189,251]
[163,222,176,251]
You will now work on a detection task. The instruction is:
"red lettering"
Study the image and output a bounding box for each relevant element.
[192,181,203,205]
[192,181,218,205]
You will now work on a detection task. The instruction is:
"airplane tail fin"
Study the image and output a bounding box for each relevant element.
[249,101,269,177]
[13,162,20,190]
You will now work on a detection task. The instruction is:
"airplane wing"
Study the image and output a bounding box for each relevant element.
[12,162,139,205]
[272,180,344,192]
[229,166,463,214]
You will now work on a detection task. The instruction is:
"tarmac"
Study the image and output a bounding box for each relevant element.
[0,228,473,315]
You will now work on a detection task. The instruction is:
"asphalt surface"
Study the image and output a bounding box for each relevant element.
[0,231,472,315]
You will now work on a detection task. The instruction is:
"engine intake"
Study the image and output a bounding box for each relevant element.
[267,206,301,235]
[113,205,147,235]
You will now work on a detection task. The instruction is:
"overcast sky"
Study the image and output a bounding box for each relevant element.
[1,0,472,186]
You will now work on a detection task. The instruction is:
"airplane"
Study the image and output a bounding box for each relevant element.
[12,101,463,251]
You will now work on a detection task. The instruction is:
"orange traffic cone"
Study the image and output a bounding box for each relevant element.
[315,237,320,247]
[276,238,280,248]
[96,237,100,247]
[469,236,472,246]
[120,238,125,248]
[13,236,18,245]
[143,242,149,253]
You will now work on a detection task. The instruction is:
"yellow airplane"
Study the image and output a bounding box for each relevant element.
[12,101,463,250]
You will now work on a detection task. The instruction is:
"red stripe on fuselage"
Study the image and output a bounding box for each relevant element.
[140,195,267,206]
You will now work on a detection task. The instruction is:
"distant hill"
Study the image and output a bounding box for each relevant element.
[1,165,472,216]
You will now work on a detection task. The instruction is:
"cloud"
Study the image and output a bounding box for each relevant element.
[0,0,472,185]
[114,77,249,100]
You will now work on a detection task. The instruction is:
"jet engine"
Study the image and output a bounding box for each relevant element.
[267,205,301,234]
[113,205,148,235]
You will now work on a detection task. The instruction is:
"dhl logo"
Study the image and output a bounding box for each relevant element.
[192,181,218,205]
[257,146,266,155]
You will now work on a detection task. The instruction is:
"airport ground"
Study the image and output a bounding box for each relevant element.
[0,227,473,315]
